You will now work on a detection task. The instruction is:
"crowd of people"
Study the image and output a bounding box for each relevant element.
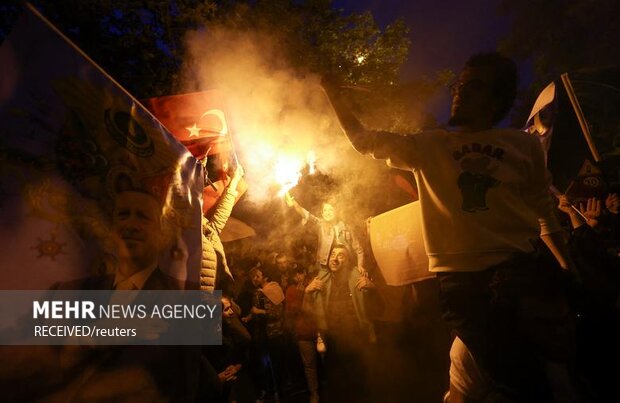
[205,190,620,403]
[206,190,383,403]
[201,52,620,402]
[2,51,620,403]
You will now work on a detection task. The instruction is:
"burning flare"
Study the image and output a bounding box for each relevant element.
[274,154,303,196]
[307,150,316,175]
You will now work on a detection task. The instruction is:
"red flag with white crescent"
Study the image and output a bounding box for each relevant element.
[143,90,231,158]
[143,90,246,217]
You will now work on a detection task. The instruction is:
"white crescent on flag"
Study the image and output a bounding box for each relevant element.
[200,109,228,136]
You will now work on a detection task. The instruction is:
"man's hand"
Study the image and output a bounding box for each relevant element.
[284,191,295,207]
[356,276,376,291]
[557,195,573,215]
[218,365,239,382]
[579,197,601,228]
[305,278,323,293]
[229,165,245,189]
[606,193,619,215]
[250,306,266,315]
[557,195,586,229]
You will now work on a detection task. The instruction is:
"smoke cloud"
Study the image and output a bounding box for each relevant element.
[183,28,353,200]
[180,26,414,249]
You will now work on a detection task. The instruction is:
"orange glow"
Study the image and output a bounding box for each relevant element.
[307,150,316,175]
[274,154,303,196]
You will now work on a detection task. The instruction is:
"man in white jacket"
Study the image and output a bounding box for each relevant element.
[323,52,576,401]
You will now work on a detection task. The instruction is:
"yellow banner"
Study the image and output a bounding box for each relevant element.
[368,202,431,286]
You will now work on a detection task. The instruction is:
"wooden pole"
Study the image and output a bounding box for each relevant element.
[560,73,601,162]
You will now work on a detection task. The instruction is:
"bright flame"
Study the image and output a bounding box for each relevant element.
[356,54,366,64]
[307,150,316,175]
[274,155,303,196]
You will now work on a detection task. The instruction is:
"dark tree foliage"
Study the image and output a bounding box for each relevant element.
[0,0,218,98]
[0,1,418,101]
[499,0,620,125]
[211,0,446,132]
[211,0,410,86]
[4,1,448,133]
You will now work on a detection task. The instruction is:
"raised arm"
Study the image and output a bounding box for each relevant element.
[285,192,319,226]
[205,165,244,234]
[321,80,377,155]
[322,80,421,171]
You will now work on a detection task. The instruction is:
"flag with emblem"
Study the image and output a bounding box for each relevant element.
[565,159,607,203]
[0,4,204,289]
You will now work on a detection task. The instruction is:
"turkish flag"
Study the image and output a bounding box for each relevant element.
[143,90,246,217]
[143,90,232,159]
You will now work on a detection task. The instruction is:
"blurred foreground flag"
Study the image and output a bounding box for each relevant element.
[368,202,432,286]
[144,91,247,218]
[0,4,203,289]
[525,67,620,192]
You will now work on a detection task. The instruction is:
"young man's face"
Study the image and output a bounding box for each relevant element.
[251,270,265,288]
[449,66,497,127]
[328,247,349,273]
[275,256,289,273]
[222,297,235,318]
[322,203,336,223]
[293,271,305,285]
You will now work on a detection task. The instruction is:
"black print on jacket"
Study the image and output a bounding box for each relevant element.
[457,156,501,212]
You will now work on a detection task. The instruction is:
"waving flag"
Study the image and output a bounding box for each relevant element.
[143,91,248,219]
[143,90,232,160]
[0,4,204,288]
[526,67,620,194]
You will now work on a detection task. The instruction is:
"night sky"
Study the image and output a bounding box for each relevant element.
[334,0,525,125]
[335,0,510,77]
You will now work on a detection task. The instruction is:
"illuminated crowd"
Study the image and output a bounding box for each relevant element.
[202,190,620,403]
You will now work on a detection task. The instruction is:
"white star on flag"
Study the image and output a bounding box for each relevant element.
[186,123,201,137]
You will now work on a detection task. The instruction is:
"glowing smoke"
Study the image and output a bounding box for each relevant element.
[182,28,352,203]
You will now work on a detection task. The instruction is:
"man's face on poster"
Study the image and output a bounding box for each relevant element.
[112,191,163,266]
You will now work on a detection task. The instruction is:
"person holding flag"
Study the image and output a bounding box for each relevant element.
[144,90,249,293]
[200,164,245,293]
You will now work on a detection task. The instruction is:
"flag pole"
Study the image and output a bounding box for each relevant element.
[560,73,601,162]
[549,185,588,221]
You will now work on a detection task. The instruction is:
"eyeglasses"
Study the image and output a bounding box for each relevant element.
[449,79,490,96]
